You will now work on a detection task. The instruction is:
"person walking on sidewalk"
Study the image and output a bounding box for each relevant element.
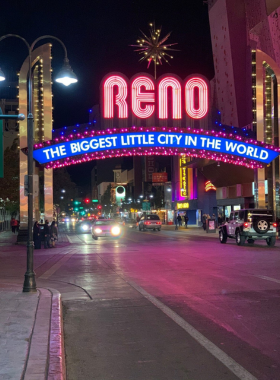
[184,213,189,228]
[202,214,207,231]
[177,214,182,227]
[50,221,58,248]
[10,218,17,233]
[44,220,51,249]
[33,221,41,249]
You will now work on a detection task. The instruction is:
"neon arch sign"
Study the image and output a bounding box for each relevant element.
[32,126,280,169]
[101,73,209,120]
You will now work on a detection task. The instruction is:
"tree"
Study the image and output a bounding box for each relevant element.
[0,140,19,215]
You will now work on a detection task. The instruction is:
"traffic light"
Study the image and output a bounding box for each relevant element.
[85,199,90,204]
[97,205,102,210]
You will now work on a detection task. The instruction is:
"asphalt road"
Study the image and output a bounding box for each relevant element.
[42,224,280,379]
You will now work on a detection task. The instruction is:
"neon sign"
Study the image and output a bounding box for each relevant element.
[103,75,128,118]
[33,130,279,166]
[177,202,189,209]
[205,181,216,192]
[102,73,208,120]
[180,155,188,198]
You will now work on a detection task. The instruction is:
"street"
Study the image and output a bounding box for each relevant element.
[42,225,280,379]
[1,226,280,379]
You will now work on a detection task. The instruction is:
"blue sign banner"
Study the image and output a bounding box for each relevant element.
[33,131,279,165]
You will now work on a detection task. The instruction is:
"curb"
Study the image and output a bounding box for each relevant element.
[47,288,66,380]
[22,287,65,380]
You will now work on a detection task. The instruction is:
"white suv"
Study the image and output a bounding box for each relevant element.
[219,209,277,247]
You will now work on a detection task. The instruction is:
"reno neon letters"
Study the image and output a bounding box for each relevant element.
[102,74,209,120]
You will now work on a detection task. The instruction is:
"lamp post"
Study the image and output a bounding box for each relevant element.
[0,34,77,292]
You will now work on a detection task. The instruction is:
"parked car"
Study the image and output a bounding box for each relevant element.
[138,214,161,231]
[219,209,277,246]
[92,219,122,240]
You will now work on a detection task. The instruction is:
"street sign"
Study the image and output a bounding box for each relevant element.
[0,108,3,178]
[92,199,98,203]
[142,201,150,211]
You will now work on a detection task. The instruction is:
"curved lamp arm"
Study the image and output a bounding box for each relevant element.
[30,35,68,60]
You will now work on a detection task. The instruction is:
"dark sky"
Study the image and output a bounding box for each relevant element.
[0,0,214,185]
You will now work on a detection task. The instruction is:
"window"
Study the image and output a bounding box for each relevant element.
[239,211,245,220]
[95,221,115,225]
[146,215,160,220]
[229,212,234,221]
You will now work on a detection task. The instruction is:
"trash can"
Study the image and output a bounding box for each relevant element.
[206,218,216,233]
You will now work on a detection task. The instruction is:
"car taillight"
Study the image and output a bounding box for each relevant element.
[243,222,249,228]
[156,222,161,224]
[144,221,151,225]
[273,222,277,227]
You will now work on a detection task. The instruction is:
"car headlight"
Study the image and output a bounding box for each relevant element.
[94,228,102,234]
[71,218,76,222]
[81,224,89,231]
[111,226,121,236]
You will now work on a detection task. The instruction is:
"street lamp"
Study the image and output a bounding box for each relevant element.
[0,34,77,293]
[139,195,143,198]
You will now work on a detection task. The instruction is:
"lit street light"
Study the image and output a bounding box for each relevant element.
[0,34,77,293]
[61,189,66,193]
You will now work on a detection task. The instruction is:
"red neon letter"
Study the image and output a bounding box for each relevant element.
[131,76,155,118]
[103,75,128,118]
[185,77,208,119]
[158,77,182,119]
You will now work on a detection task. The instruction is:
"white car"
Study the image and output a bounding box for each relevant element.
[92,219,122,240]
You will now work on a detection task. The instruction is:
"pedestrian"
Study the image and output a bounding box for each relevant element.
[44,220,51,249]
[202,214,207,230]
[16,219,20,233]
[184,213,189,228]
[33,221,41,249]
[218,214,222,226]
[50,221,58,248]
[136,215,140,223]
[10,217,17,233]
[177,214,182,227]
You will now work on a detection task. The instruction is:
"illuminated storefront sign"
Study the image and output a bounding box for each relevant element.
[180,155,188,198]
[102,73,209,120]
[33,130,280,166]
[177,202,189,209]
[205,181,216,192]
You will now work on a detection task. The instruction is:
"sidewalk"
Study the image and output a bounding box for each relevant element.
[0,231,65,380]
[162,224,218,237]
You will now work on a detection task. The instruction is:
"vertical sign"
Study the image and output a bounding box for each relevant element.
[180,155,188,197]
[0,108,3,178]
[145,156,155,181]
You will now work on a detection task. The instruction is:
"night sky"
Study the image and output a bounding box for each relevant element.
[0,0,214,185]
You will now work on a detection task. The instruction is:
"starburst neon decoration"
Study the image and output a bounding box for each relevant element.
[131,22,179,79]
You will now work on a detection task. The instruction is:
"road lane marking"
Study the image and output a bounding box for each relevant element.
[127,280,258,380]
[39,252,76,279]
[254,275,280,284]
